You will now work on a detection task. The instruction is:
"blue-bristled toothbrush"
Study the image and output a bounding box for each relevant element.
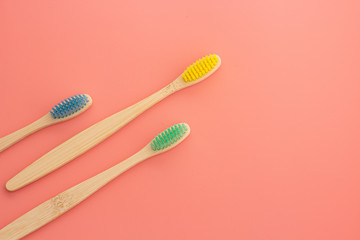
[0,94,92,153]
[0,123,190,240]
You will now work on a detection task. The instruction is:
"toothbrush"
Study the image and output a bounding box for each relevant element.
[7,54,220,191]
[0,94,92,153]
[0,123,190,240]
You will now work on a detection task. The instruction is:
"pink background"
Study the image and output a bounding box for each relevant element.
[1,0,360,239]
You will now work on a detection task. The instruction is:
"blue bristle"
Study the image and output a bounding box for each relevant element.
[50,94,89,119]
[69,96,78,112]
[50,110,56,118]
[52,107,60,119]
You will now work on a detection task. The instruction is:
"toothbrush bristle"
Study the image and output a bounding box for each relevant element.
[50,94,89,119]
[182,54,219,82]
[151,123,189,151]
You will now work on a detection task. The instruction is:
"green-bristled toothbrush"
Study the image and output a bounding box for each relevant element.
[0,123,190,240]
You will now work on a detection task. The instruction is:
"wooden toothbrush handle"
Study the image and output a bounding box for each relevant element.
[6,80,182,191]
[0,148,151,240]
[0,114,53,153]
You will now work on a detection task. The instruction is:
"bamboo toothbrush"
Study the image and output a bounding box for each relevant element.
[6,54,220,191]
[0,94,92,153]
[0,123,190,240]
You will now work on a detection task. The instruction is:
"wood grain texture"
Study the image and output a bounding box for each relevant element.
[6,55,221,191]
[0,114,55,153]
[0,125,190,240]
[0,147,151,240]
[0,94,92,153]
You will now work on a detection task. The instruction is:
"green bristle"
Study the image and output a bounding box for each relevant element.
[151,123,188,151]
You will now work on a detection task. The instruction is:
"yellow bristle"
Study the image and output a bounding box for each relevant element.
[200,59,208,72]
[193,64,203,77]
[192,64,201,77]
[192,67,199,79]
[211,55,217,64]
[204,57,212,70]
[197,60,205,74]
[206,55,215,68]
[188,67,196,80]
[182,73,188,82]
[182,54,219,82]
[185,71,191,81]
[192,68,199,77]
[212,54,218,63]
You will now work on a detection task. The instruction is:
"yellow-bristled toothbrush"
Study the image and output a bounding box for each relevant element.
[0,94,92,153]
[0,123,190,240]
[6,54,221,191]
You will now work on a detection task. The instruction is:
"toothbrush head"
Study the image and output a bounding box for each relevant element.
[50,94,92,120]
[150,123,190,153]
[182,54,221,83]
